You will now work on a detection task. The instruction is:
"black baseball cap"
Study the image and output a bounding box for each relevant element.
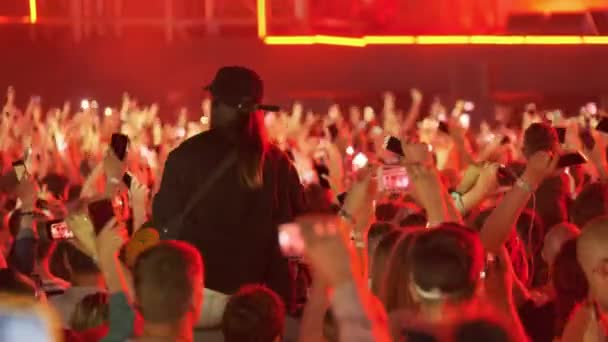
[204,66,280,112]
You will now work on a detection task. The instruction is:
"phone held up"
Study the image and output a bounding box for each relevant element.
[45,219,74,240]
[88,199,116,235]
[110,133,130,161]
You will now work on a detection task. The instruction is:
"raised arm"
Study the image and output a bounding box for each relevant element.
[480,151,557,252]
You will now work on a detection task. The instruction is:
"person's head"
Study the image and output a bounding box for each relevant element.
[371,229,404,300]
[133,241,204,329]
[531,174,569,229]
[367,222,395,263]
[408,224,484,314]
[206,66,269,188]
[222,285,285,342]
[542,222,580,266]
[578,216,608,310]
[522,122,558,159]
[552,238,588,337]
[571,182,608,228]
[69,292,109,331]
[399,213,427,229]
[452,316,518,342]
[375,201,402,222]
[381,228,423,312]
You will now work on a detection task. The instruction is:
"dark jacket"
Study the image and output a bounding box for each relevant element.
[152,129,304,302]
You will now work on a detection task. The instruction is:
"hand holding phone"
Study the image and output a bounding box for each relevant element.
[45,220,74,240]
[383,136,405,157]
[110,133,129,161]
[378,166,409,192]
[557,151,588,169]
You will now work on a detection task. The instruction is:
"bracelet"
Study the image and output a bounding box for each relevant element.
[516,178,534,193]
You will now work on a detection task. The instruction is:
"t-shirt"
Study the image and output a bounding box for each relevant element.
[153,129,305,304]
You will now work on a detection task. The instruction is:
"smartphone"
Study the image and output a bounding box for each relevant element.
[383,136,405,157]
[12,160,26,181]
[438,121,450,135]
[555,127,566,144]
[580,129,596,150]
[496,166,517,187]
[596,117,608,134]
[45,219,74,240]
[278,223,304,258]
[378,166,409,192]
[327,123,339,142]
[110,133,129,161]
[122,173,132,189]
[88,199,115,234]
[557,151,588,169]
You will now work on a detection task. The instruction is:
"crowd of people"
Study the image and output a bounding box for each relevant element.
[0,65,607,342]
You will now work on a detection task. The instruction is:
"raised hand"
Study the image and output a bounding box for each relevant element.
[521,150,559,188]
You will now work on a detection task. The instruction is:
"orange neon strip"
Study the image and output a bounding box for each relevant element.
[315,35,366,47]
[264,36,315,45]
[364,36,416,44]
[29,0,37,23]
[416,35,471,44]
[469,35,525,44]
[524,35,582,44]
[582,36,608,44]
[261,35,608,46]
[257,0,608,46]
[257,0,266,38]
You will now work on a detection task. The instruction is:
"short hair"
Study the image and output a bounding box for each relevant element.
[70,292,109,331]
[134,241,203,323]
[410,224,484,302]
[371,229,404,300]
[453,317,516,342]
[381,229,423,312]
[522,122,558,159]
[571,182,608,228]
[526,174,570,232]
[375,202,401,222]
[399,213,427,228]
[222,284,285,342]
